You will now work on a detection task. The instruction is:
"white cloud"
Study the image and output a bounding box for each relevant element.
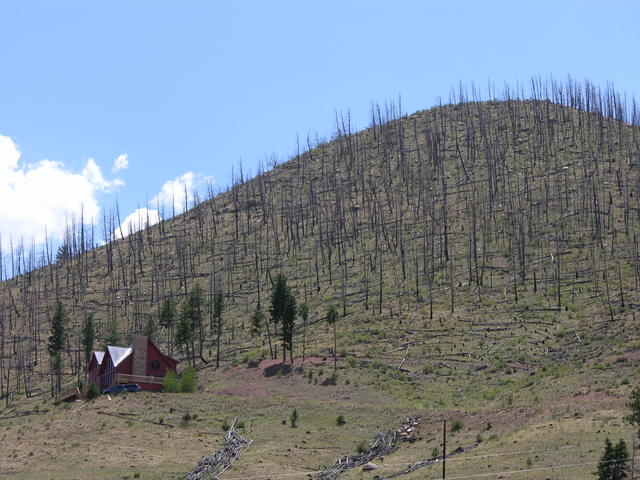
[114,171,210,240]
[0,134,123,249]
[151,171,211,214]
[112,153,128,172]
[114,207,160,239]
[82,158,123,192]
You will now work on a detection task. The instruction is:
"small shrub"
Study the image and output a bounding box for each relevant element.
[182,411,192,421]
[163,370,180,393]
[291,408,299,428]
[356,439,370,454]
[451,419,463,432]
[85,382,99,400]
[133,472,140,478]
[431,446,440,458]
[222,419,230,431]
[180,368,197,393]
[336,414,346,426]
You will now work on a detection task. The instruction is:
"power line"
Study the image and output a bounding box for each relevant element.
[220,451,629,480]
[443,456,632,480]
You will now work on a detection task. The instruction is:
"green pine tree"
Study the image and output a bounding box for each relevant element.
[326,306,338,372]
[282,292,296,363]
[48,302,67,401]
[269,274,296,363]
[625,386,640,437]
[81,312,95,372]
[176,286,203,367]
[250,303,263,338]
[143,316,156,341]
[298,303,309,362]
[159,297,177,355]
[213,291,224,368]
[596,437,629,480]
[103,318,122,348]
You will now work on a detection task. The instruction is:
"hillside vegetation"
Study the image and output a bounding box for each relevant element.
[1,80,640,479]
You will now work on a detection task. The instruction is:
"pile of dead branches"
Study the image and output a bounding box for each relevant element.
[183,419,253,480]
[312,432,398,480]
[379,442,478,479]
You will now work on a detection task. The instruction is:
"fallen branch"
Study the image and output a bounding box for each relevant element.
[183,418,253,480]
[97,410,174,428]
[379,442,479,479]
[312,431,398,480]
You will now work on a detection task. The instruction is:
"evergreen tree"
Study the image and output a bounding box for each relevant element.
[298,303,309,363]
[250,303,263,338]
[326,305,338,372]
[176,285,203,367]
[596,438,629,480]
[48,302,67,358]
[81,312,95,372]
[213,291,224,368]
[103,318,122,348]
[159,297,177,355]
[143,316,156,341]
[269,274,296,362]
[48,302,67,401]
[282,292,296,363]
[625,386,640,437]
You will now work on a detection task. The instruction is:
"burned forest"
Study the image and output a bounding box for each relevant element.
[2,79,640,403]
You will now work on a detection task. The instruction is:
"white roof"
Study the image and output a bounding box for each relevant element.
[107,346,133,367]
[93,351,105,365]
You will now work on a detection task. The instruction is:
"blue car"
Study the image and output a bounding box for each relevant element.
[102,383,141,395]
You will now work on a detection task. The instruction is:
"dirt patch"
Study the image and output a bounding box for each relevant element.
[264,363,292,377]
[257,356,327,370]
[212,357,328,399]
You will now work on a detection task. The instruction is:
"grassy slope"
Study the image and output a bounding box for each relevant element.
[1,98,640,478]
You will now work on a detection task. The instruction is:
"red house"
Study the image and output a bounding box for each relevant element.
[88,335,178,392]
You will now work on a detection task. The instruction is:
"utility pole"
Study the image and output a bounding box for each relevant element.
[442,419,447,479]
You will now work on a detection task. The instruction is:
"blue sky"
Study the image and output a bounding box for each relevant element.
[0,0,638,252]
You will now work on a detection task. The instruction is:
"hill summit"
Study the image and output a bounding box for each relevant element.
[1,79,640,479]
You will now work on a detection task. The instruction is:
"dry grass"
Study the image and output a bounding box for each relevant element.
[0,353,636,479]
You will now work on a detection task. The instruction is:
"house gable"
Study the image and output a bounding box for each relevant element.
[145,338,178,377]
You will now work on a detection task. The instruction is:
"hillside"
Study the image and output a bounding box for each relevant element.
[2,81,640,479]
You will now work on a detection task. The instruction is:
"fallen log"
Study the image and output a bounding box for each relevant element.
[183,418,253,480]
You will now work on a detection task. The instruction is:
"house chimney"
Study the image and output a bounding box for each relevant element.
[132,335,148,376]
